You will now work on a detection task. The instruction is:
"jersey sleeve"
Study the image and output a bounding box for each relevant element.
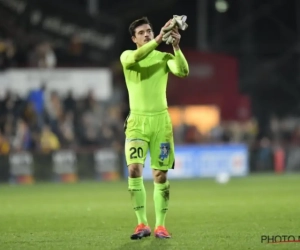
[120,40,159,69]
[120,50,134,69]
[166,50,189,78]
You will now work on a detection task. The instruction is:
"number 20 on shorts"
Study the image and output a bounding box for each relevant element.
[129,147,144,159]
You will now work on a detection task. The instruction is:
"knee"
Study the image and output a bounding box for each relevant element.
[153,170,168,183]
[128,164,143,178]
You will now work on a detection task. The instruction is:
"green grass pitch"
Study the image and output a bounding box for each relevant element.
[0,174,300,250]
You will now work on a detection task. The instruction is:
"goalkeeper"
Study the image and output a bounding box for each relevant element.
[120,16,189,240]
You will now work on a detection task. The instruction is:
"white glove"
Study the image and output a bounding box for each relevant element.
[162,15,188,45]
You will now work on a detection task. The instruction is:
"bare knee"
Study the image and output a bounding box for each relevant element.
[152,169,168,183]
[128,164,143,178]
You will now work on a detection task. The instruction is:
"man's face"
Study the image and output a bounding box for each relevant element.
[132,24,154,47]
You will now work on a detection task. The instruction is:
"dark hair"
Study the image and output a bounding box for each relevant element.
[128,17,153,37]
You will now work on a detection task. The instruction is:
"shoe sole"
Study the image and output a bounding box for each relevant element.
[130,230,151,240]
[155,234,171,239]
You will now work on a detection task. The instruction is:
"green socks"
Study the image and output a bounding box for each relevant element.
[128,177,148,225]
[128,177,170,228]
[153,181,170,227]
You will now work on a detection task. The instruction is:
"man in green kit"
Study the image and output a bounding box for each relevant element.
[120,17,189,240]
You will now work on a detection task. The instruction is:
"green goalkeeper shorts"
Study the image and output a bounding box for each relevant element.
[124,110,175,171]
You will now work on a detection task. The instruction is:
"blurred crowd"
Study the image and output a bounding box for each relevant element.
[0,34,89,70]
[0,86,125,155]
[0,28,129,155]
[174,116,300,147]
[173,115,300,172]
[0,38,56,70]
[2,80,298,151]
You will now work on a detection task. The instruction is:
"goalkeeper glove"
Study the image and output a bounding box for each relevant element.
[162,15,188,45]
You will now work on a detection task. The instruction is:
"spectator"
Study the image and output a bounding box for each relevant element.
[12,119,32,151]
[27,83,47,126]
[0,131,10,154]
[40,125,60,153]
[29,42,56,68]
[67,34,84,64]
[45,91,63,134]
[58,111,75,147]
[63,91,76,113]
[22,102,38,129]
[0,39,17,70]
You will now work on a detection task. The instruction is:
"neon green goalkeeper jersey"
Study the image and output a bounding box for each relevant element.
[120,40,189,114]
